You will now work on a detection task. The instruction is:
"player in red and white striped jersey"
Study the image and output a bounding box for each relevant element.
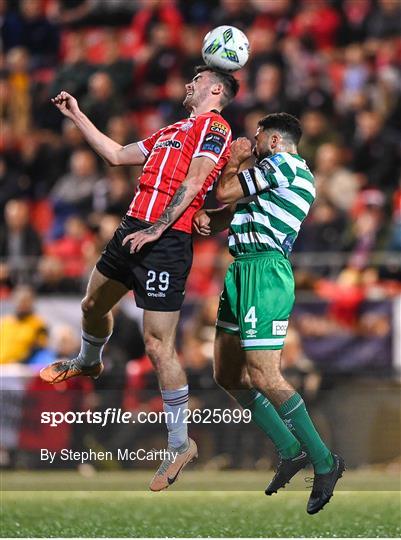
[40,66,239,490]
[127,111,231,233]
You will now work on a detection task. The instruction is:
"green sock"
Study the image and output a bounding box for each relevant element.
[235,389,301,459]
[279,392,334,474]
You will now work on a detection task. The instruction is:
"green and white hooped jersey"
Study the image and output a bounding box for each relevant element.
[229,152,315,257]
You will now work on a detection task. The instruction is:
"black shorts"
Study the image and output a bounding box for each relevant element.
[96,216,193,311]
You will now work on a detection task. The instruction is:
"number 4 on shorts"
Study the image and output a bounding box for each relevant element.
[244,306,257,329]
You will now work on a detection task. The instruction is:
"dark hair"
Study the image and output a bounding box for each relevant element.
[258,113,302,145]
[195,65,239,107]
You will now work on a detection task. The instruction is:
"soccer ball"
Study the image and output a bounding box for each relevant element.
[202,25,250,72]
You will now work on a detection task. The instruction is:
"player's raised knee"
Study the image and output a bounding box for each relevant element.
[81,296,97,316]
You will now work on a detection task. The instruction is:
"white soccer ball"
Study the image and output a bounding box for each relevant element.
[202,25,250,72]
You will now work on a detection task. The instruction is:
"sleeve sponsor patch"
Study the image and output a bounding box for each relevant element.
[210,121,228,135]
[259,159,276,174]
[270,153,285,166]
[200,133,225,155]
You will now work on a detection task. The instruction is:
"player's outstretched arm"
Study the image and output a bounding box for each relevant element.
[193,204,236,236]
[216,137,253,204]
[122,156,215,253]
[51,91,146,167]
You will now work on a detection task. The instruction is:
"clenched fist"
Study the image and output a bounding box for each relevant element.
[231,137,253,163]
[193,210,211,236]
[51,91,81,119]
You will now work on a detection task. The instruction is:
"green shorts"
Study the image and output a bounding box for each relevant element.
[216,252,295,350]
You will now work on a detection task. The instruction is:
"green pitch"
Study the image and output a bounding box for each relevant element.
[1,471,400,537]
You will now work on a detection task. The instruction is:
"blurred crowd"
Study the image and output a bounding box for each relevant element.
[1,0,401,300]
[1,0,400,390]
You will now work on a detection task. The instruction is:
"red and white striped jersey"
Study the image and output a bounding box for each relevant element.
[127,111,232,233]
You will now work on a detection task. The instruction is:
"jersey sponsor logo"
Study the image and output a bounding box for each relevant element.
[210,121,228,135]
[272,320,288,336]
[282,234,295,253]
[201,133,225,155]
[154,139,182,150]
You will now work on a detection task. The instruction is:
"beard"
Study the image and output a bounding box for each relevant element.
[254,146,272,162]
[183,94,193,110]
[182,87,209,111]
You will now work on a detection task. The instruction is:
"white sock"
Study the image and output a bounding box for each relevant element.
[76,331,111,367]
[161,385,189,449]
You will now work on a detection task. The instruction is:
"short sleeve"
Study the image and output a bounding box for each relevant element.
[192,117,231,163]
[137,128,165,157]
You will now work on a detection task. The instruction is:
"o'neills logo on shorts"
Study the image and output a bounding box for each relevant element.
[154,140,182,150]
[147,292,166,298]
[272,320,288,336]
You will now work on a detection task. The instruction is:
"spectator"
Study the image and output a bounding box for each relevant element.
[159,75,187,124]
[50,119,87,182]
[130,0,183,51]
[338,0,372,45]
[93,168,134,217]
[29,324,80,368]
[290,0,341,51]
[367,0,401,39]
[179,26,204,81]
[82,212,121,271]
[107,305,145,364]
[81,72,124,132]
[49,0,93,27]
[388,178,401,252]
[50,149,101,237]
[50,32,93,99]
[0,159,32,218]
[2,0,59,69]
[135,22,181,105]
[0,199,42,285]
[345,189,388,269]
[100,31,134,95]
[314,143,359,212]
[296,199,347,257]
[299,69,334,115]
[45,216,94,282]
[251,0,293,36]
[282,328,322,403]
[247,25,283,87]
[0,285,48,364]
[5,47,31,137]
[106,115,138,148]
[213,0,256,29]
[298,109,340,169]
[351,109,400,191]
[248,63,298,116]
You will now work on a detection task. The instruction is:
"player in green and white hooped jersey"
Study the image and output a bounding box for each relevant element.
[194,113,344,514]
